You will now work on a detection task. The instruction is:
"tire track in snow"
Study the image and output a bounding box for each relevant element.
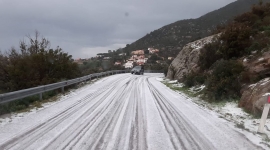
[109,76,147,150]
[80,77,137,149]
[43,79,130,149]
[44,75,138,150]
[0,75,130,150]
[147,78,214,150]
[146,76,263,150]
[135,77,148,150]
[0,74,263,150]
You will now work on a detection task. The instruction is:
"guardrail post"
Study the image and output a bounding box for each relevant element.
[39,93,43,100]
[61,87,64,93]
[258,99,270,133]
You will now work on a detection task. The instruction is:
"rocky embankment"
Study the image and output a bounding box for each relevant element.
[167,35,270,115]
[166,34,218,81]
[239,50,270,115]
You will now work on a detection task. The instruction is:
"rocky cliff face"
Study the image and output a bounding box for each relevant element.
[166,34,218,81]
[239,50,270,115]
[239,78,270,115]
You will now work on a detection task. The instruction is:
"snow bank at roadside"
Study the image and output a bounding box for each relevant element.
[159,78,270,149]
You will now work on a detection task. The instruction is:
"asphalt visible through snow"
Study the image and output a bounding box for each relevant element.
[0,73,263,150]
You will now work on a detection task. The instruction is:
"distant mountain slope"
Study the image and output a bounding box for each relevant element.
[123,0,270,58]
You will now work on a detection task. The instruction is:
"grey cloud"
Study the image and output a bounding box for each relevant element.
[0,0,235,58]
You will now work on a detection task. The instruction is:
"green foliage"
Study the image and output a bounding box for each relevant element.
[246,42,261,52]
[147,54,162,63]
[0,90,57,115]
[197,3,270,102]
[199,2,270,65]
[262,25,270,36]
[218,23,253,59]
[0,31,80,92]
[205,60,244,101]
[78,58,125,76]
[145,63,165,70]
[163,82,202,98]
[183,72,206,88]
[199,41,222,70]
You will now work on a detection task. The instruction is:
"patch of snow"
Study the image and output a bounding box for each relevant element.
[160,79,270,148]
[194,100,270,149]
[260,78,270,86]
[258,58,265,61]
[174,83,184,88]
[168,80,178,84]
[262,93,270,97]
[188,34,219,50]
[189,85,205,92]
[249,84,257,88]
[243,58,248,62]
[251,51,257,54]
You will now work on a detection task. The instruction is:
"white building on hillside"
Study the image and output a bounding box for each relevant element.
[124,61,133,68]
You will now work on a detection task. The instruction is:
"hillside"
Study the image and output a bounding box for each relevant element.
[167,2,270,115]
[122,0,270,58]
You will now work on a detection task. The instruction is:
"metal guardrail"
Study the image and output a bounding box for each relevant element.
[0,70,127,104]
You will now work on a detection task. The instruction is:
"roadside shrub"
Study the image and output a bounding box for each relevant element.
[0,90,57,116]
[0,95,38,115]
[199,41,222,70]
[183,72,206,87]
[0,31,80,93]
[205,60,244,101]
[263,26,270,36]
[246,42,261,53]
[218,23,253,59]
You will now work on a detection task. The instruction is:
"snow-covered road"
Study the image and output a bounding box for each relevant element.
[0,74,263,150]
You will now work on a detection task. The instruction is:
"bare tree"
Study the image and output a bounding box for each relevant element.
[19,30,51,55]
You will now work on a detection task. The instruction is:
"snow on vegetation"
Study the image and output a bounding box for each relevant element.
[189,85,205,93]
[261,78,270,86]
[168,80,178,84]
[161,78,270,148]
[189,34,220,50]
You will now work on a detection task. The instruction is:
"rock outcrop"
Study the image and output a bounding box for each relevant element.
[166,34,218,81]
[239,78,270,115]
[239,50,270,115]
[242,50,270,78]
[166,32,270,115]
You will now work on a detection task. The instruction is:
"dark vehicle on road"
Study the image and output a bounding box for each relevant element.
[131,66,144,75]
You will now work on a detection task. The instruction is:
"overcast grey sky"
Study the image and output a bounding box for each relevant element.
[0,0,235,59]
